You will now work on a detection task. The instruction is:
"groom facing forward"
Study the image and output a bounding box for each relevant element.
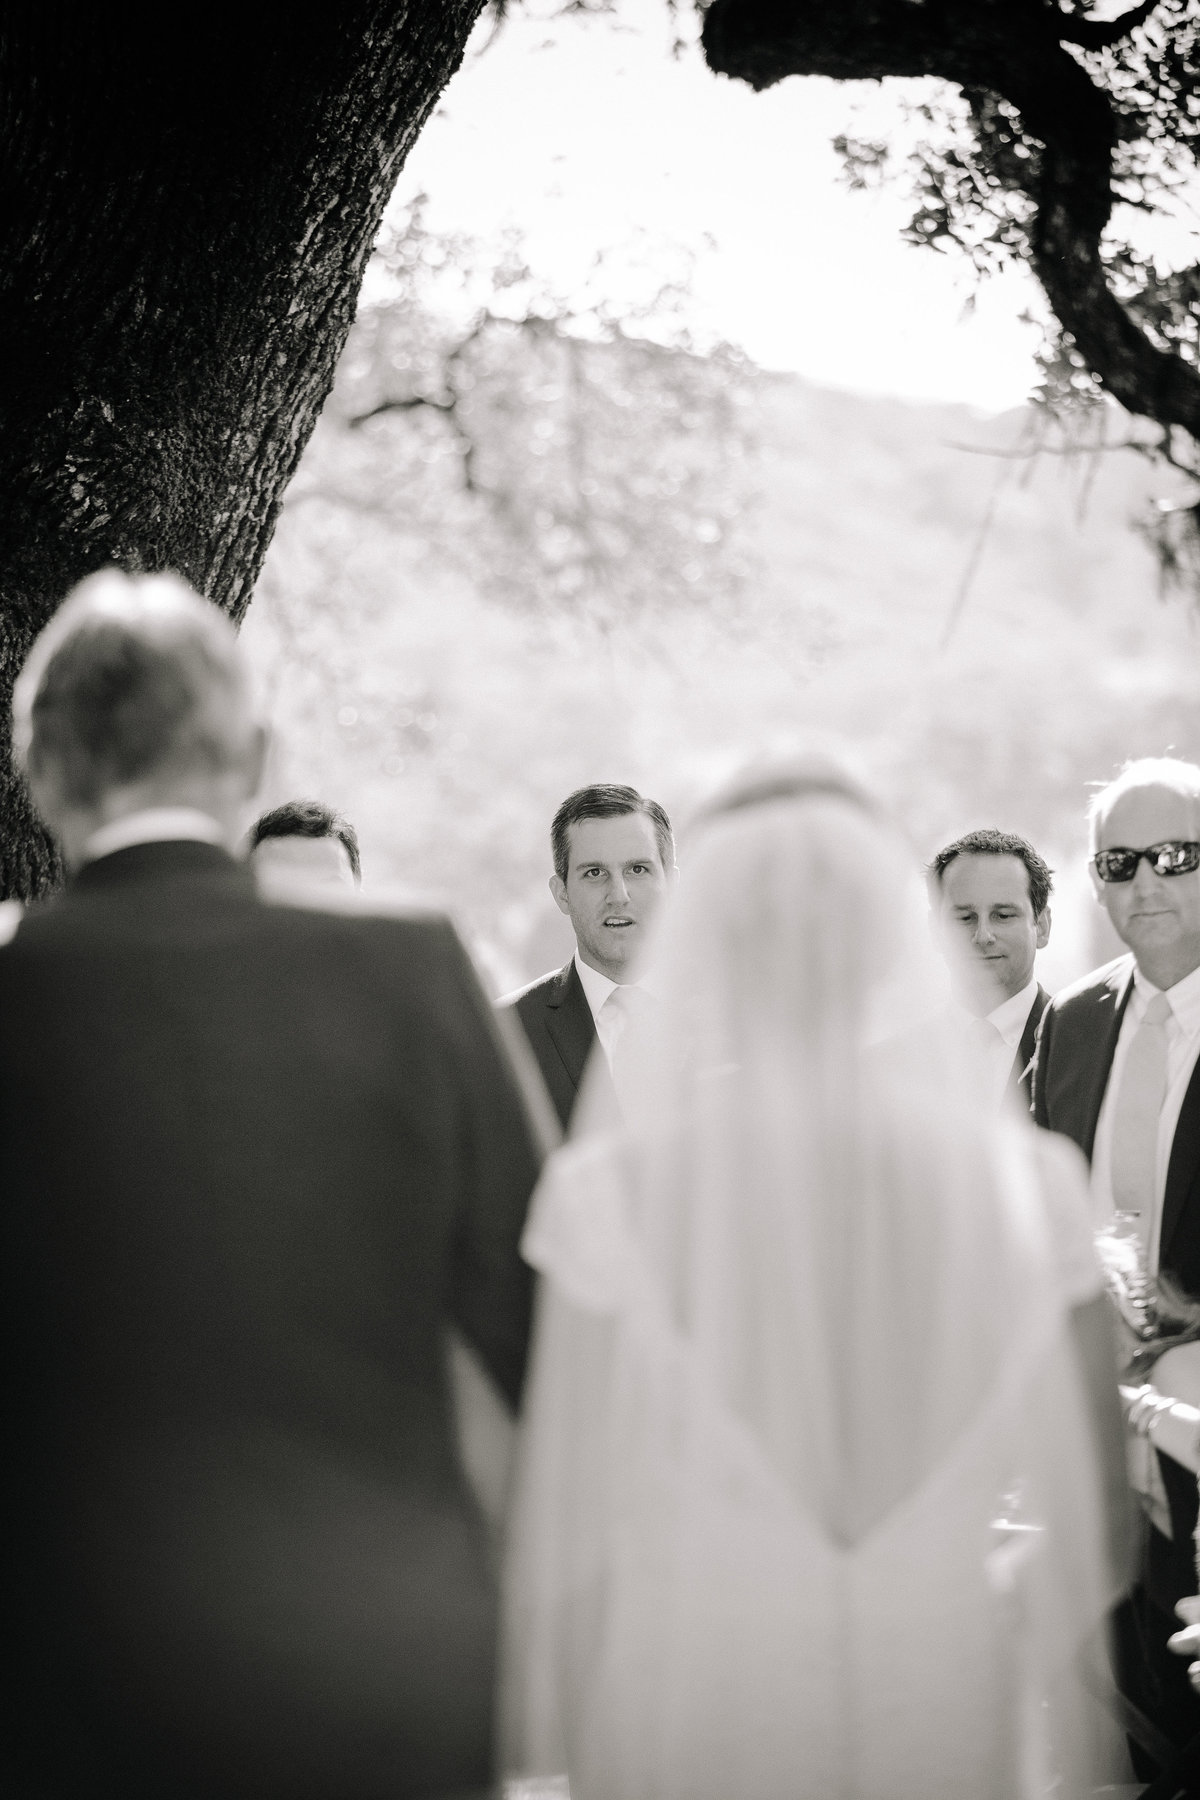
[503,783,675,1130]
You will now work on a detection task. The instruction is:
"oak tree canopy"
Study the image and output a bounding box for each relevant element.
[4,0,1199,893]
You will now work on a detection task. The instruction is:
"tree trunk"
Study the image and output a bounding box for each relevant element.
[0,0,485,897]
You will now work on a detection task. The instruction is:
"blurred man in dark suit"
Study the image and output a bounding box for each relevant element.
[0,571,544,1800]
[502,783,675,1130]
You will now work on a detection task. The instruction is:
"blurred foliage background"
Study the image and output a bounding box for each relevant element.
[244,201,1200,994]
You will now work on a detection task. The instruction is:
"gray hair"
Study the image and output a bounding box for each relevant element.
[14,569,252,807]
[1088,756,1200,848]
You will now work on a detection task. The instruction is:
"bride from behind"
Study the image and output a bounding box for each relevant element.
[499,764,1125,1800]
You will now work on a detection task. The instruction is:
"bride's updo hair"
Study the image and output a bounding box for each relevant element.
[690,753,876,829]
[670,754,910,1059]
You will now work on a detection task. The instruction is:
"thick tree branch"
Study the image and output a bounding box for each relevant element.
[701,0,1200,447]
[1057,2,1160,51]
[349,396,455,424]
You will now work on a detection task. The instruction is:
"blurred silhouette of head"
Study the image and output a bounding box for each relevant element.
[14,568,265,867]
[249,799,361,889]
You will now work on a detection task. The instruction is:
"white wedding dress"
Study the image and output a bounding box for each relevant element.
[499,769,1124,1800]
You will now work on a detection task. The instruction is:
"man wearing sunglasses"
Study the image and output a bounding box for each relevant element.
[1034,756,1200,1776]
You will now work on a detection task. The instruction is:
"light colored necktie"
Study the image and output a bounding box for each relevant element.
[602,986,650,1106]
[1111,991,1172,1256]
[966,1015,1004,1101]
[1110,991,1175,1537]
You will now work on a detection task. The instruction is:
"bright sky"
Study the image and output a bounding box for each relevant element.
[392,0,1047,411]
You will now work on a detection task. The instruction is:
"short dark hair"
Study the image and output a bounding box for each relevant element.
[551,784,674,883]
[250,799,361,883]
[927,828,1053,919]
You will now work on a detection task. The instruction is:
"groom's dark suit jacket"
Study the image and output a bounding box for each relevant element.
[505,957,615,1132]
[0,841,542,1800]
[1033,953,1200,1612]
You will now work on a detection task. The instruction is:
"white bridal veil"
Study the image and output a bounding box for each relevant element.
[500,765,1121,1800]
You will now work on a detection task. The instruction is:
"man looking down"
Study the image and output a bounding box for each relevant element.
[929,827,1053,1110]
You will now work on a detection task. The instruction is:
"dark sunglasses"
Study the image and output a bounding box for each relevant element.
[1093,841,1200,883]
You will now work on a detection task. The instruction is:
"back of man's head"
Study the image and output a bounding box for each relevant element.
[15,569,254,809]
[550,783,675,882]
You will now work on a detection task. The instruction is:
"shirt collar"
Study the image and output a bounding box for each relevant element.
[81,807,228,867]
[1132,959,1200,1033]
[984,976,1041,1050]
[573,949,620,1020]
[572,948,661,1014]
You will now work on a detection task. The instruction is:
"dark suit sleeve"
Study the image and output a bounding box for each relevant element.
[434,920,547,1409]
[506,975,584,1136]
[1031,1000,1055,1131]
[1068,1292,1138,1595]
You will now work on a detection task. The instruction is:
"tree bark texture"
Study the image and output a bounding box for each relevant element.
[701,3,1200,458]
[0,0,485,897]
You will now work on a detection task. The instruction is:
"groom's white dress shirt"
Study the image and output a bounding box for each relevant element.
[956,974,1039,1110]
[573,950,652,1071]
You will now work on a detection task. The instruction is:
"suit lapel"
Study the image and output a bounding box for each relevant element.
[543,960,599,1093]
[1010,984,1050,1104]
[1078,960,1135,1162]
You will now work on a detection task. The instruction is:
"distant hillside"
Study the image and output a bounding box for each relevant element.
[247,346,1199,989]
[754,375,1171,648]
